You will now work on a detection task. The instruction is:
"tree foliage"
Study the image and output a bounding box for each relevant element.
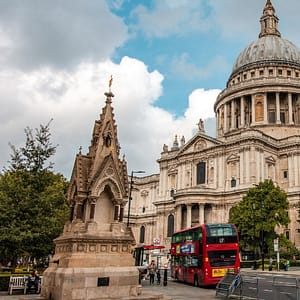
[8,120,56,173]
[229,179,290,254]
[0,122,68,267]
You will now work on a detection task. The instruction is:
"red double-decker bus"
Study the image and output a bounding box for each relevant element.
[170,223,240,286]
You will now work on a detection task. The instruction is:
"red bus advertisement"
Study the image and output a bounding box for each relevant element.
[170,223,240,286]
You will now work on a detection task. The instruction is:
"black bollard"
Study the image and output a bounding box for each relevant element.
[163,268,168,286]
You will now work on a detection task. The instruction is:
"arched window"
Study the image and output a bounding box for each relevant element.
[167,215,174,237]
[140,226,145,243]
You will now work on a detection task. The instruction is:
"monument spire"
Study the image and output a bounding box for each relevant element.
[105,75,114,104]
[259,0,281,38]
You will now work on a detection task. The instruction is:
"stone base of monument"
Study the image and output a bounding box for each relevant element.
[42,266,168,300]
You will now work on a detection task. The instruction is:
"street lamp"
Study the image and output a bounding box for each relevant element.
[127,170,145,227]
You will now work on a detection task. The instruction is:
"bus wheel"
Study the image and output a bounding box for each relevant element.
[194,276,199,287]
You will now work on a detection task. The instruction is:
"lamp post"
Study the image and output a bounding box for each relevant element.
[127,170,145,227]
[253,203,257,270]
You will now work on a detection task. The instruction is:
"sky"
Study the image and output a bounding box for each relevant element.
[1,0,300,179]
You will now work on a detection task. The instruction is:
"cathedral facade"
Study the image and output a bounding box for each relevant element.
[128,0,300,253]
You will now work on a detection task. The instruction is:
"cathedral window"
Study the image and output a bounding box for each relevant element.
[251,71,255,78]
[139,226,145,243]
[280,112,286,124]
[196,162,206,184]
[278,69,283,76]
[231,178,236,188]
[283,170,288,179]
[287,70,291,77]
[167,215,174,237]
[259,70,264,76]
[269,69,273,76]
[296,71,299,78]
[285,231,290,240]
[268,111,275,123]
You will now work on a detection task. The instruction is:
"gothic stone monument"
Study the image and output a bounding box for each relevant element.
[42,85,141,299]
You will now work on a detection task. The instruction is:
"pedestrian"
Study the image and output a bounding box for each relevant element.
[269,257,273,271]
[27,270,40,294]
[286,259,290,271]
[156,269,161,285]
[148,260,157,285]
[142,259,148,280]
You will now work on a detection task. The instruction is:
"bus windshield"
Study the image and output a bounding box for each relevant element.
[208,250,237,267]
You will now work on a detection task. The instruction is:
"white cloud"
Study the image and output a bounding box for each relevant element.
[0,1,128,70]
[0,57,219,178]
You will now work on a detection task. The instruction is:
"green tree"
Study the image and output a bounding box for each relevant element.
[229,179,290,254]
[0,122,68,268]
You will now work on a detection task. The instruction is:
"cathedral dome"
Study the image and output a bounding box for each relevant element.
[232,35,300,74]
[230,0,300,76]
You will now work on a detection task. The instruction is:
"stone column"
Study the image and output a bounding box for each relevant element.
[176,205,181,231]
[231,100,235,130]
[119,205,124,222]
[89,201,96,221]
[264,93,268,124]
[251,94,255,125]
[288,93,294,124]
[288,154,293,187]
[114,205,119,221]
[241,96,245,127]
[186,204,192,228]
[245,149,250,184]
[239,149,244,185]
[224,104,228,132]
[276,92,281,124]
[76,202,83,220]
[199,204,205,224]
[69,205,75,222]
[294,155,299,187]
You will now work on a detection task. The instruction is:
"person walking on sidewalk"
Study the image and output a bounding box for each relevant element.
[148,260,157,285]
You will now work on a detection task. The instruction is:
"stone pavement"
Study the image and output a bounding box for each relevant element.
[1,268,300,300]
[0,277,215,300]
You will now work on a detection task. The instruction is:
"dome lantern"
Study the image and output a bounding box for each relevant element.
[259,0,281,38]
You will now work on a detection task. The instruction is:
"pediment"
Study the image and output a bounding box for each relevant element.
[167,166,178,175]
[178,133,222,155]
[226,153,240,163]
[265,155,276,165]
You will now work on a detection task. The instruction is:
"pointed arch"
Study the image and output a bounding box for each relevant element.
[140,225,145,243]
[93,177,122,204]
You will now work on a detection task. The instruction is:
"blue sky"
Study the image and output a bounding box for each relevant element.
[0,0,300,178]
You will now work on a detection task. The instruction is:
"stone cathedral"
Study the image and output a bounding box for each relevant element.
[128,0,300,254]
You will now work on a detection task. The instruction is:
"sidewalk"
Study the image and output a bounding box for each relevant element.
[1,268,299,300]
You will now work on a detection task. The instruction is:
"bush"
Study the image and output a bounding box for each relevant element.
[0,275,10,291]
[240,260,261,269]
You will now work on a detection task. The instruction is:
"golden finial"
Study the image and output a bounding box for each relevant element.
[109,75,113,93]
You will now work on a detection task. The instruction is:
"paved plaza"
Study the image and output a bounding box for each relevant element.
[1,268,300,300]
[0,277,216,300]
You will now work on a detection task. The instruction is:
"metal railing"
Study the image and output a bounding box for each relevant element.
[231,273,300,300]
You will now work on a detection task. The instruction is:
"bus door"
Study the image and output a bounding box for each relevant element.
[183,256,188,281]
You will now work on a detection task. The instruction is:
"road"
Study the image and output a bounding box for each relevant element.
[141,278,216,300]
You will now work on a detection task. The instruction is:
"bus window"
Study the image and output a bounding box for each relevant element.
[206,224,237,244]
